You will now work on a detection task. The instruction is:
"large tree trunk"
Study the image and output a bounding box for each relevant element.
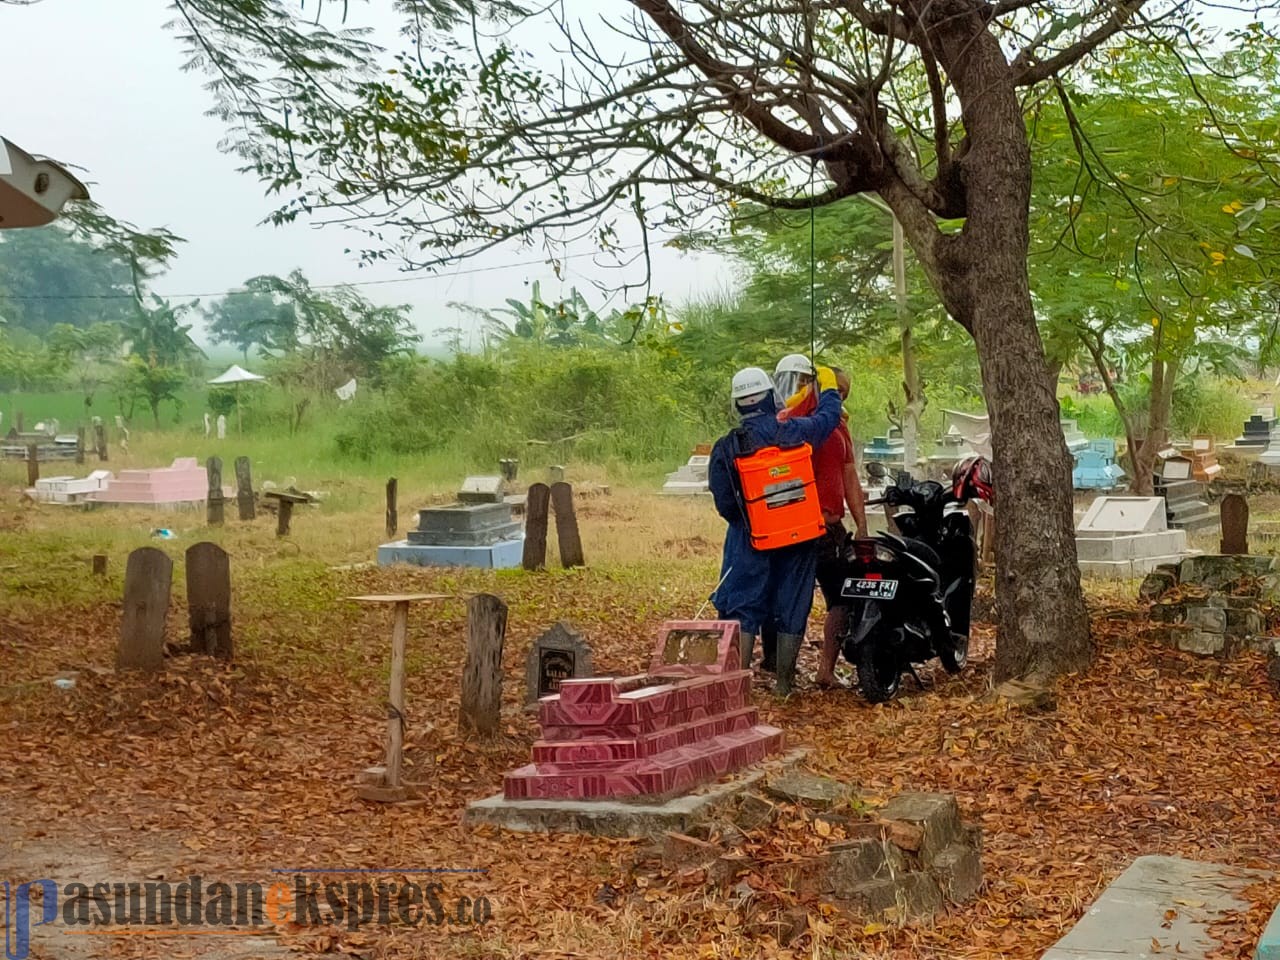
[893,217,926,468]
[895,10,1092,682]
[1079,329,1152,495]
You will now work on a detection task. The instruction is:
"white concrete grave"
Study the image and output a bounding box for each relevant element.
[1076,495,1190,579]
[661,453,712,495]
[32,469,113,504]
[1077,496,1168,535]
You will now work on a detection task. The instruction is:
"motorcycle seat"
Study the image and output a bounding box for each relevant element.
[901,536,942,572]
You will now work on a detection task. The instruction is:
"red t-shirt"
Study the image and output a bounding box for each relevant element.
[813,421,853,520]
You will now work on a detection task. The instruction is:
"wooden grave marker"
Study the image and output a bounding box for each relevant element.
[522,483,551,571]
[76,427,86,465]
[1220,494,1249,556]
[25,444,38,486]
[264,490,309,537]
[550,481,585,568]
[186,542,232,659]
[348,593,449,802]
[117,547,173,671]
[235,456,255,521]
[458,593,508,738]
[206,456,224,526]
[386,477,398,539]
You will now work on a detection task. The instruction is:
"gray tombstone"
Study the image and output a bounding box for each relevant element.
[216,414,227,440]
[525,622,593,703]
[550,482,585,568]
[235,456,255,521]
[522,483,551,571]
[206,456,224,526]
[117,547,173,671]
[457,476,505,504]
[1220,494,1249,556]
[186,542,232,659]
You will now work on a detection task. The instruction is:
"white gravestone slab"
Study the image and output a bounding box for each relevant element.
[1077,496,1168,535]
[217,415,227,440]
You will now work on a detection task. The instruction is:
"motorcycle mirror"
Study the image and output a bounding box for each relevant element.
[866,461,887,481]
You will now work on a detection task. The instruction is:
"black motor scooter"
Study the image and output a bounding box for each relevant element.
[834,463,985,703]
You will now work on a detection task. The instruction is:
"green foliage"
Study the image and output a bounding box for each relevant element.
[207,387,238,416]
[675,198,909,352]
[202,288,297,359]
[0,204,180,337]
[334,344,721,466]
[1030,47,1280,424]
[123,299,203,370]
[447,282,670,353]
[114,356,189,427]
[46,322,123,414]
[222,270,419,392]
[1060,374,1250,442]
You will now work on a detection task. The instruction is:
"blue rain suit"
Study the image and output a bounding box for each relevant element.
[708,387,843,636]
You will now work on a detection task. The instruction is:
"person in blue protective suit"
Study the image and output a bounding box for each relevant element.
[708,364,843,696]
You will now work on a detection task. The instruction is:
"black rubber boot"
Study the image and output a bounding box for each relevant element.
[761,621,778,672]
[774,632,803,697]
[739,632,757,670]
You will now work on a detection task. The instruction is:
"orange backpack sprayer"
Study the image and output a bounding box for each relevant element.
[734,441,825,550]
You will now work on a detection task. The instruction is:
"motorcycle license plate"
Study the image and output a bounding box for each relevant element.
[841,577,899,600]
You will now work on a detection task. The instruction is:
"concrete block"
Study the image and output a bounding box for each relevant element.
[877,793,961,864]
[1042,855,1265,960]
[1180,554,1278,590]
[1184,607,1226,633]
[1149,602,1185,624]
[1175,629,1226,656]
[842,872,944,920]
[825,838,905,895]
[1226,608,1266,638]
[763,771,853,810]
[930,842,983,903]
[457,475,505,503]
[377,538,524,570]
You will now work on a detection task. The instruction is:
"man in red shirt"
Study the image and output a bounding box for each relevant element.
[813,368,868,688]
[769,365,868,688]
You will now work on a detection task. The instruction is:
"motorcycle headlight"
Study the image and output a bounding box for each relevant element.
[874,544,897,564]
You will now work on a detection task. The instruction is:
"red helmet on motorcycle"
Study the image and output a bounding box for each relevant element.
[952,455,993,503]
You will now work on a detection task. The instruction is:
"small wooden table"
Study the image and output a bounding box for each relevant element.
[346,593,450,802]
[264,490,312,537]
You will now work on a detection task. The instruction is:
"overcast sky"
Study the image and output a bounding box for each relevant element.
[0,0,725,347]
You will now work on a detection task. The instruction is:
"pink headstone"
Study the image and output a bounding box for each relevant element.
[501,619,780,801]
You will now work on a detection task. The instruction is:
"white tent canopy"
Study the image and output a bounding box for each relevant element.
[208,364,265,385]
[207,365,266,434]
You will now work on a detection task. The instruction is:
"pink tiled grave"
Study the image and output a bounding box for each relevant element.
[90,457,211,505]
[502,620,784,800]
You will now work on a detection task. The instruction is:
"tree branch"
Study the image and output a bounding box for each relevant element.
[1012,0,1149,86]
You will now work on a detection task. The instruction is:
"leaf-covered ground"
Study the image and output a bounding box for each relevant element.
[3,490,1280,959]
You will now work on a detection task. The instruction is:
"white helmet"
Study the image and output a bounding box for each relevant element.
[774,353,815,403]
[731,366,774,405]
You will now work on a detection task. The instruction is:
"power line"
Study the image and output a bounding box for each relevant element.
[0,246,642,302]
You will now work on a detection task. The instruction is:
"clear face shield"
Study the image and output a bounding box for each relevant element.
[773,370,814,407]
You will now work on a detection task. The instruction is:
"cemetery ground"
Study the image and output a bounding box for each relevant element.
[4,454,1280,959]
